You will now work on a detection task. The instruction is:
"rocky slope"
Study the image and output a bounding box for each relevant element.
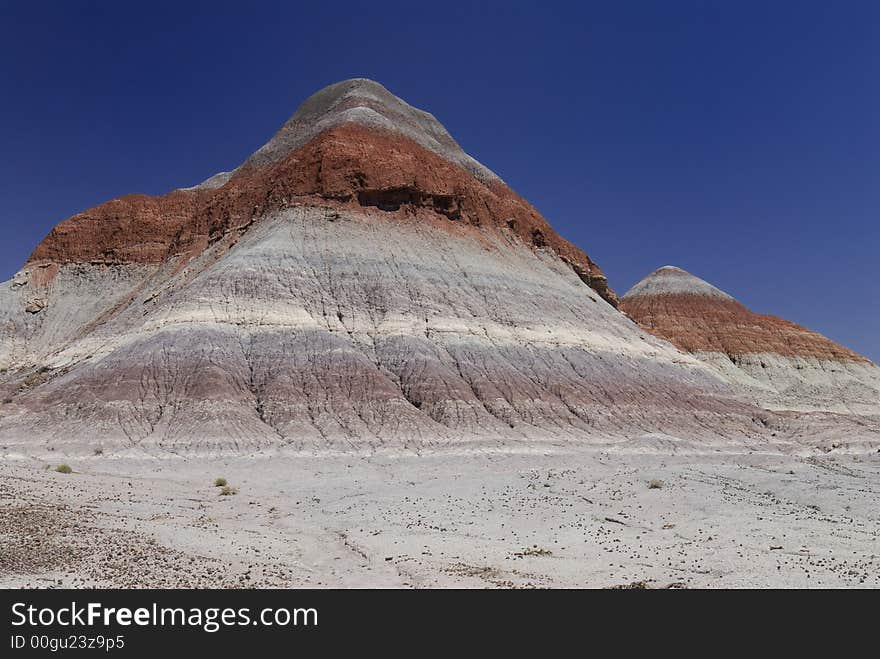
[25,80,616,306]
[620,266,880,416]
[0,80,873,454]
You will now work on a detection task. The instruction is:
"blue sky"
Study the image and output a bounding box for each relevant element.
[0,1,877,360]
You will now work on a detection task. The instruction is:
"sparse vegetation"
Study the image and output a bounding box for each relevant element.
[219,485,238,496]
[55,464,72,474]
[648,479,665,489]
[213,477,227,487]
[93,447,104,456]
[515,545,553,558]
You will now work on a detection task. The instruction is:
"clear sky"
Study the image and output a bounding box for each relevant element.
[1,1,877,361]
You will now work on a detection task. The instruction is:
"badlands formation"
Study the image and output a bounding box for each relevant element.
[1,79,878,588]
[621,266,880,417]
[1,79,775,453]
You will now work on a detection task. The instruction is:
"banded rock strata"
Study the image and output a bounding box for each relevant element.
[0,80,872,454]
[620,266,880,416]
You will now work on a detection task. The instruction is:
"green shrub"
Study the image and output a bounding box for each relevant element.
[213,477,227,487]
[55,464,72,474]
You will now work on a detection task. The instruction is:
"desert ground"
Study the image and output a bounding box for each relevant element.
[1,441,878,589]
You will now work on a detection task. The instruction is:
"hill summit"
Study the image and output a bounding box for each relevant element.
[26,78,616,306]
[621,266,880,415]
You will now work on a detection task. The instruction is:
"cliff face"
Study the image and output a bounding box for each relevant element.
[621,266,880,415]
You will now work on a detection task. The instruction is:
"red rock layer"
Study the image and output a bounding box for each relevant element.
[27,124,617,305]
[620,294,869,363]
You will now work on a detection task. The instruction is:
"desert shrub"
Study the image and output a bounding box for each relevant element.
[214,477,227,487]
[648,479,665,489]
[219,485,238,496]
[93,447,104,456]
[55,464,72,474]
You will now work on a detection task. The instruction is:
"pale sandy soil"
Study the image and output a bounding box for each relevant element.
[1,445,878,588]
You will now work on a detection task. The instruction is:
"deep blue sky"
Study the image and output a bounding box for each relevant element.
[1,1,877,360]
